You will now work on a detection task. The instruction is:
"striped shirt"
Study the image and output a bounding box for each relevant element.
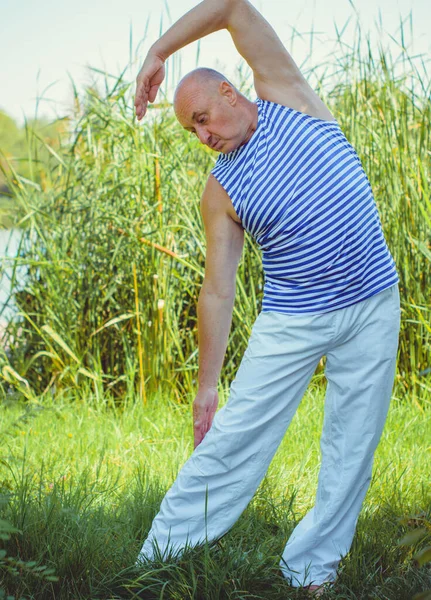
[210,97,399,315]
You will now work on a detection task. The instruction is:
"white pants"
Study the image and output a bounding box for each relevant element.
[135,284,401,587]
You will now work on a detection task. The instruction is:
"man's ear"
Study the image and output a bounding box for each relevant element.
[219,81,237,106]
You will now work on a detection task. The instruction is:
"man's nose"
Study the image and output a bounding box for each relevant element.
[196,127,211,146]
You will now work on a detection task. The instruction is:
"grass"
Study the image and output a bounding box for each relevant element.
[0,384,430,599]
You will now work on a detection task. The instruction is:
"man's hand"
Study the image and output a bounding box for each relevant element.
[134,51,166,120]
[193,386,219,449]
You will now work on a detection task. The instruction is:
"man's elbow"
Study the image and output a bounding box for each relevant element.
[223,0,246,27]
[200,278,236,301]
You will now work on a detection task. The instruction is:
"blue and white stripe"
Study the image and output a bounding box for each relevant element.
[210,97,399,314]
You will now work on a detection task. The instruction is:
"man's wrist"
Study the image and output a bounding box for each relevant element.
[149,42,168,63]
[198,382,218,391]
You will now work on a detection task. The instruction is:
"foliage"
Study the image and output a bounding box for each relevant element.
[0,21,430,406]
[0,110,69,228]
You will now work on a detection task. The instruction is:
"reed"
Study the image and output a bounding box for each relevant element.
[0,14,430,406]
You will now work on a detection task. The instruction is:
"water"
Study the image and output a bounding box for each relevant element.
[0,228,28,328]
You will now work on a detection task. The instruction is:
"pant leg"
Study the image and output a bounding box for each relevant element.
[136,309,332,566]
[279,284,401,587]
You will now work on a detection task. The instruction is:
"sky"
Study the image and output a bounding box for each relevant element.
[1,0,430,127]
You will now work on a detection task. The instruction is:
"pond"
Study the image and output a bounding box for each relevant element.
[0,228,28,331]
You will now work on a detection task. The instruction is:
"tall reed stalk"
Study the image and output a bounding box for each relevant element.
[0,16,429,405]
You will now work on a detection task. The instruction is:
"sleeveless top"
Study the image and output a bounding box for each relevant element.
[210,97,399,315]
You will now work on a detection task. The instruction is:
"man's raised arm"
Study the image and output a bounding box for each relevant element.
[135,0,323,120]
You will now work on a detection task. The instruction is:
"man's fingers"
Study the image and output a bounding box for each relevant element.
[138,102,147,117]
[193,389,219,449]
[194,425,203,449]
[193,415,205,448]
[134,86,141,107]
[136,96,148,120]
[136,88,147,110]
[148,84,159,104]
[193,415,213,448]
[134,76,150,119]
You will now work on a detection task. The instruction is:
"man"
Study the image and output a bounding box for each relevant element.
[134,0,400,596]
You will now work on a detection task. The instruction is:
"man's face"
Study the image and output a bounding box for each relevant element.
[174,83,244,154]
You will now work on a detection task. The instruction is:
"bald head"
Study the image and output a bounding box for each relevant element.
[173,68,235,109]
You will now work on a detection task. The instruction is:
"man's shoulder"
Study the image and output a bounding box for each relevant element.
[200,174,243,226]
[254,78,337,122]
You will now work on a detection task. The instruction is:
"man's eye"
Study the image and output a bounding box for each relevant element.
[198,117,206,123]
